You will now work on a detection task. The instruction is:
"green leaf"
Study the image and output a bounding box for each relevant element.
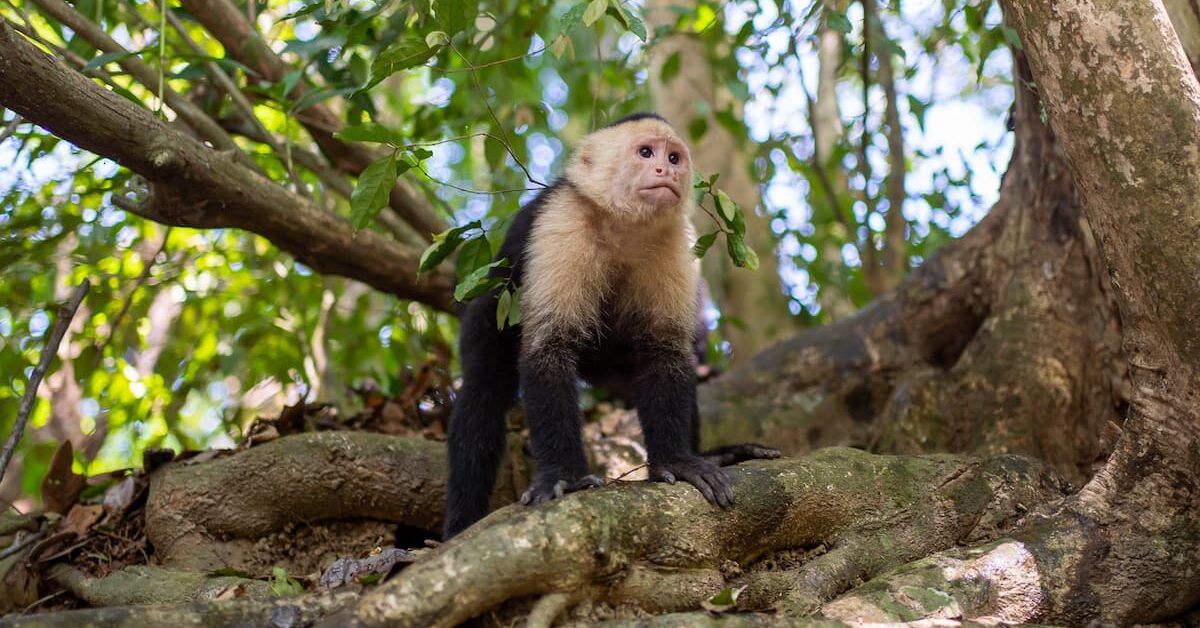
[456,235,493,283]
[701,585,746,612]
[1001,26,1023,50]
[278,69,303,99]
[362,37,439,92]
[454,259,508,302]
[81,49,138,72]
[425,31,450,48]
[714,190,737,223]
[826,12,852,34]
[907,95,929,132]
[688,116,708,141]
[291,87,357,114]
[496,288,512,329]
[334,123,400,144]
[507,287,522,326]
[742,244,760,271]
[349,153,397,230]
[625,12,647,41]
[560,3,588,32]
[582,0,607,27]
[436,0,472,35]
[692,231,718,258]
[605,2,629,28]
[418,221,483,275]
[280,1,322,19]
[726,233,748,267]
[660,50,681,83]
[964,5,983,31]
[269,567,303,596]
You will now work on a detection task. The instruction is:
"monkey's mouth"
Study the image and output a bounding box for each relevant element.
[639,183,681,198]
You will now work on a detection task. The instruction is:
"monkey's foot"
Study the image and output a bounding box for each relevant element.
[701,443,782,467]
[520,473,604,506]
[650,457,734,508]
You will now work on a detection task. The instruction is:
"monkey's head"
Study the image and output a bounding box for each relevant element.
[566,113,693,221]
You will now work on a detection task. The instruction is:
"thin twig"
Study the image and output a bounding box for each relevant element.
[608,463,649,483]
[0,280,90,485]
[0,115,22,143]
[0,529,46,560]
[429,46,547,74]
[448,42,547,188]
[21,588,66,613]
[413,163,540,196]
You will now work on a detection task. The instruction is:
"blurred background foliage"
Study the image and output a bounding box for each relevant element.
[0,0,1013,507]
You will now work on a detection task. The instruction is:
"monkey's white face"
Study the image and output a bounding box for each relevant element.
[567,119,693,221]
[622,135,690,211]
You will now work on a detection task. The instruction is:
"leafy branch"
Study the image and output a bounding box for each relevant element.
[692,172,760,271]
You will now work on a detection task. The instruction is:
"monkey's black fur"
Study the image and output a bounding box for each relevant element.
[443,116,778,539]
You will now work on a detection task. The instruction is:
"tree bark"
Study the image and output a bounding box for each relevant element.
[990,0,1200,621]
[697,53,1124,487]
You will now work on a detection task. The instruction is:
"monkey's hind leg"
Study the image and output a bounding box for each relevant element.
[519,341,603,506]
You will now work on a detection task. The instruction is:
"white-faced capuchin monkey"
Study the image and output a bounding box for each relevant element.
[444,113,780,539]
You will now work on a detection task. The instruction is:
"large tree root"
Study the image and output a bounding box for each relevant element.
[47,565,272,607]
[323,448,1070,627]
[0,590,357,628]
[144,431,526,571]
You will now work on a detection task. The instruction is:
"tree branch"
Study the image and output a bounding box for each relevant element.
[28,0,240,156]
[176,0,447,240]
[0,22,454,310]
[0,280,89,484]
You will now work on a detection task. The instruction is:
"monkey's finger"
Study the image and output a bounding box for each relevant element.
[713,473,735,507]
[700,471,732,508]
[658,470,676,484]
[688,474,718,504]
[553,480,569,499]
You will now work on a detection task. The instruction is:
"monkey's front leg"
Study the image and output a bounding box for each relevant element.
[634,346,735,508]
[518,340,603,506]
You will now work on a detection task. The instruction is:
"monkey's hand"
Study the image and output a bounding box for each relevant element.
[701,443,782,467]
[520,472,604,506]
[649,457,734,508]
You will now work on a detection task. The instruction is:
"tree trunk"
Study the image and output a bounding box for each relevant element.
[698,53,1124,487]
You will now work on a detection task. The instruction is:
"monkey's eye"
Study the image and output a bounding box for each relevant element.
[668,152,680,165]
[638,146,653,159]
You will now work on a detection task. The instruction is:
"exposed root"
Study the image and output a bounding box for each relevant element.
[47,564,272,607]
[0,589,357,628]
[323,448,1069,627]
[144,432,525,571]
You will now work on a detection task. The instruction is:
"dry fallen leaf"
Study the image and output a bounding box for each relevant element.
[40,442,86,515]
[60,504,104,537]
